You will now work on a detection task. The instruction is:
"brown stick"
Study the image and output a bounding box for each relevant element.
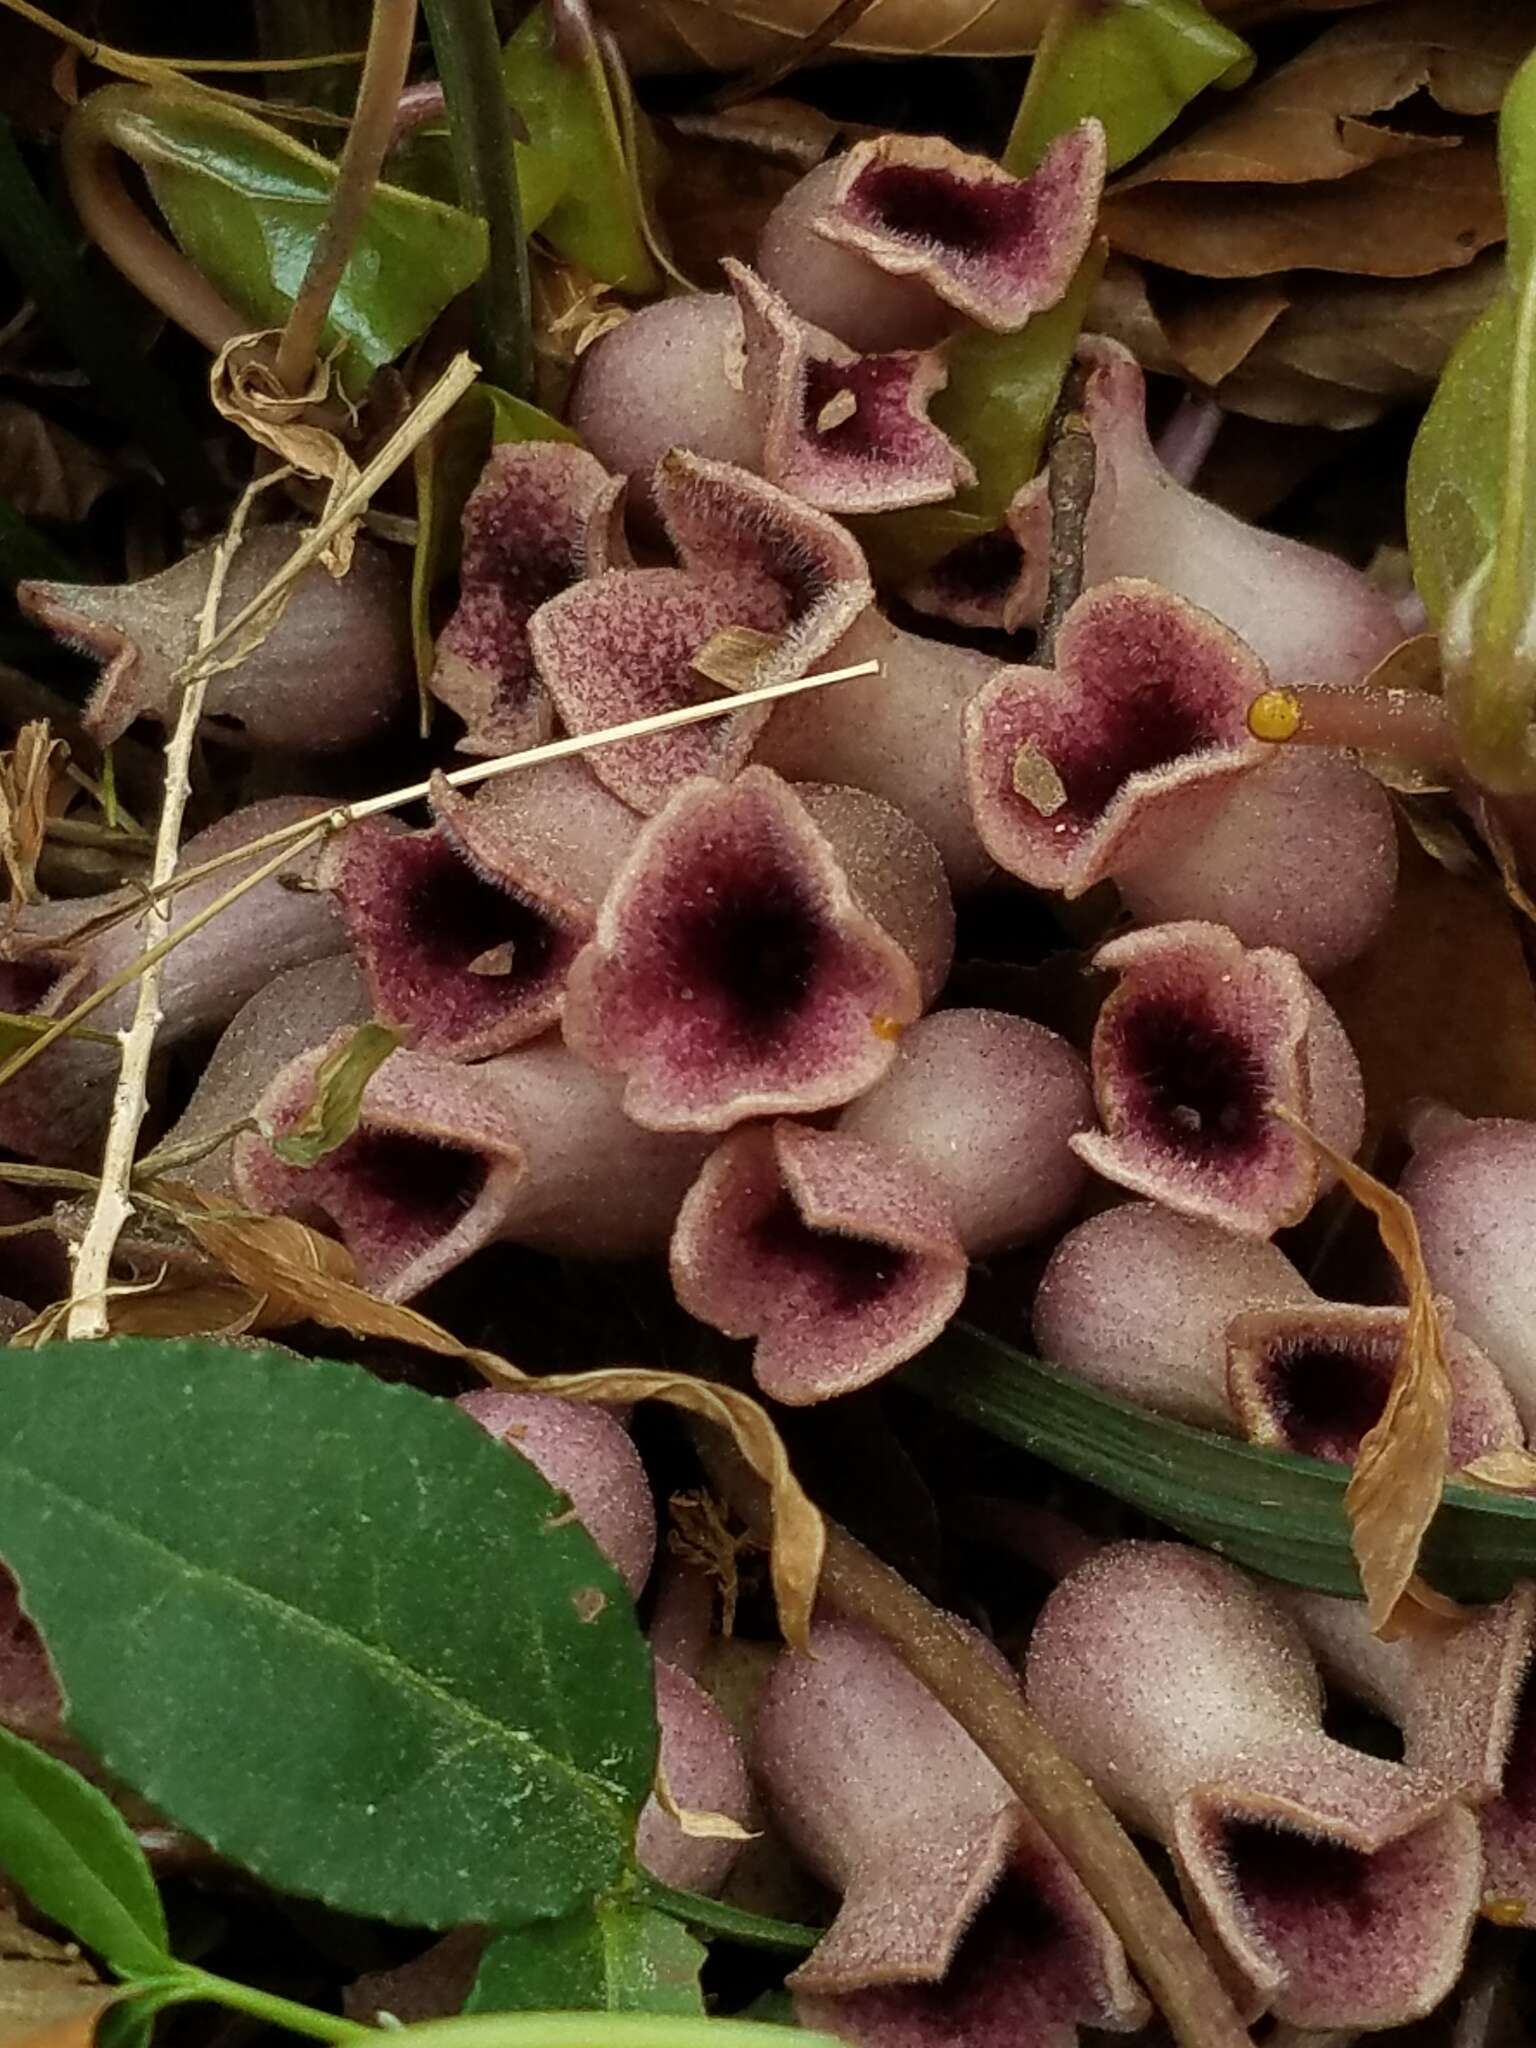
[1035,365,1097,667]
[816,1527,1252,2048]
[273,0,419,394]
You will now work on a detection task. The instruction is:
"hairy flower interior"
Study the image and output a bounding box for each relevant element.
[1255,1334,1393,1464]
[752,1194,910,1316]
[1112,989,1268,1163]
[854,164,1040,259]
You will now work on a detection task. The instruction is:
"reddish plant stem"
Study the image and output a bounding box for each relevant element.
[1249,682,1460,774]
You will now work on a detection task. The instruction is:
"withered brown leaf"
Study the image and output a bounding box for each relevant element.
[1116,0,1529,189]
[1103,138,1503,278]
[1326,838,1536,1129]
[0,723,67,916]
[0,402,113,525]
[1273,1105,1452,1636]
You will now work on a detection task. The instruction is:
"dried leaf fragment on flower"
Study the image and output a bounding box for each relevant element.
[1272,1104,1453,1635]
[0,1905,117,2048]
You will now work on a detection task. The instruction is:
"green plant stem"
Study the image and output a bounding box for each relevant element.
[157,1969,369,2042]
[420,0,532,396]
[637,1877,820,1953]
[274,0,418,392]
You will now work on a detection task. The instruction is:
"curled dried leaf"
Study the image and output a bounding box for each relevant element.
[209,333,362,572]
[0,1906,117,2048]
[1272,1103,1452,1635]
[0,724,67,916]
[177,1202,824,1646]
[267,1022,404,1168]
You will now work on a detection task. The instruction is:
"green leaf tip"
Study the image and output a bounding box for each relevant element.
[0,1724,170,1980]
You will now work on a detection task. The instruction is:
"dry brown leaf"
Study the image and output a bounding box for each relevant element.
[1273,1104,1452,1635]
[599,0,1327,72]
[0,723,67,915]
[1118,1,1528,190]
[0,1911,115,2048]
[1154,278,1291,386]
[179,1204,823,1647]
[1326,839,1536,1128]
[1103,137,1503,279]
[0,401,113,524]
[692,625,782,690]
[1093,253,1501,427]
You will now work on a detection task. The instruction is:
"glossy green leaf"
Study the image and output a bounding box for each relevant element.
[501,4,658,293]
[1006,0,1252,176]
[89,85,486,394]
[268,1022,404,1167]
[857,250,1102,583]
[0,1727,170,1980]
[469,1901,705,2017]
[903,1323,1536,1602]
[411,382,580,702]
[0,1340,656,1928]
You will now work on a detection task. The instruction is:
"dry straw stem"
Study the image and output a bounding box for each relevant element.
[0,653,878,1101]
[0,353,479,1104]
[1272,1102,1457,1636]
[65,480,273,1339]
[273,0,419,394]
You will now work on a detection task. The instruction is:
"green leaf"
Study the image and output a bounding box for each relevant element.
[87,85,487,394]
[1407,297,1510,627]
[0,1725,169,1980]
[0,1339,656,1929]
[1005,0,1252,176]
[412,383,580,703]
[469,1900,705,2017]
[902,1322,1536,1602]
[268,1023,404,1167]
[856,250,1103,583]
[386,2015,842,2048]
[501,4,658,294]
[1407,48,1536,787]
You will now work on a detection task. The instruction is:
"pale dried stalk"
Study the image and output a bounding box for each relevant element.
[0,655,879,1099]
[58,355,478,1330]
[65,488,266,1337]
[50,656,885,932]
